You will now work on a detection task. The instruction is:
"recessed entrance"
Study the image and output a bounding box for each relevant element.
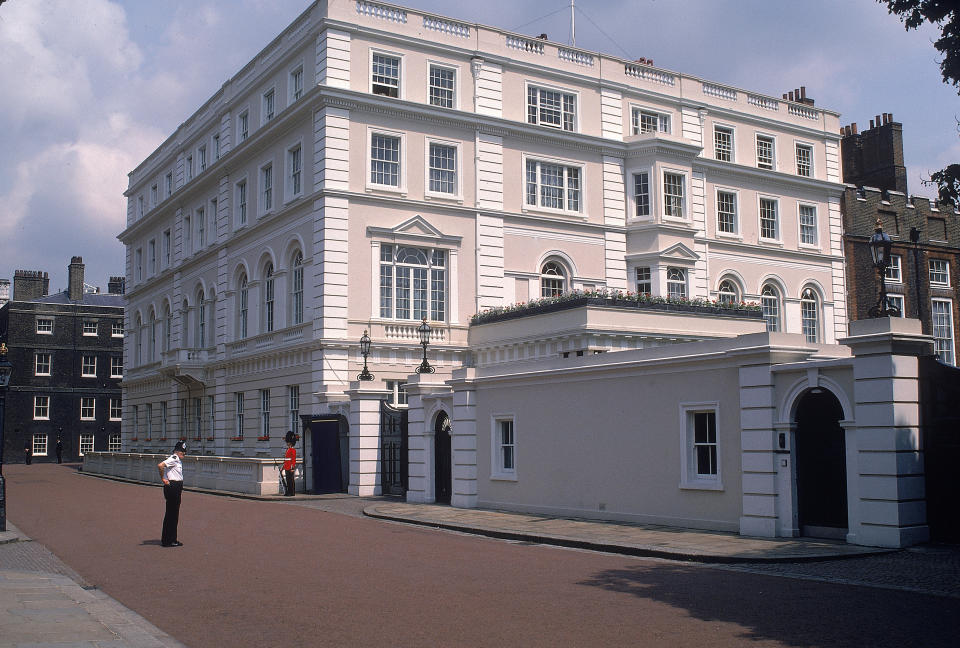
[794,388,847,539]
[434,412,451,504]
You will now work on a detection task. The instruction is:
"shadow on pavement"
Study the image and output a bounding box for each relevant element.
[578,563,959,647]
[140,540,163,546]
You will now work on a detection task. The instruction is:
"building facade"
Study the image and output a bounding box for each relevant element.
[840,113,960,365]
[0,258,124,463]
[119,1,847,490]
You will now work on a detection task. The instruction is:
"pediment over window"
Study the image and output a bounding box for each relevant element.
[367,214,462,247]
[660,242,699,262]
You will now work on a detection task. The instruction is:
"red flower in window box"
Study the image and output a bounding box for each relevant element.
[206,437,215,441]
[257,436,270,441]
[230,437,243,441]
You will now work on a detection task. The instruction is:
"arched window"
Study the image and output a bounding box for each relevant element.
[761,284,780,332]
[541,261,566,298]
[197,290,206,348]
[379,245,446,321]
[163,302,172,352]
[135,314,143,365]
[801,287,820,343]
[263,263,275,332]
[717,280,738,305]
[291,252,304,325]
[666,267,687,299]
[181,300,190,348]
[149,310,158,362]
[238,274,248,339]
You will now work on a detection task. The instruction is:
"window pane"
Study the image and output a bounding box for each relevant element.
[760,198,778,239]
[429,66,455,108]
[634,172,650,217]
[372,54,400,97]
[371,134,400,186]
[717,191,736,233]
[663,173,684,218]
[428,143,456,194]
[799,205,817,245]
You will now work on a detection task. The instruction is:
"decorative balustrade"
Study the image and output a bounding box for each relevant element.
[356,0,406,23]
[702,82,737,101]
[748,94,779,111]
[383,322,447,343]
[423,15,470,37]
[788,104,819,120]
[558,47,594,66]
[161,348,209,365]
[506,35,544,55]
[623,63,675,86]
[226,322,309,357]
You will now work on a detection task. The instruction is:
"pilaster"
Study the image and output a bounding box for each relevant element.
[449,368,478,508]
[345,384,389,496]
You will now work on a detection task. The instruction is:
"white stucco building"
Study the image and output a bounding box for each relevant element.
[111,1,884,537]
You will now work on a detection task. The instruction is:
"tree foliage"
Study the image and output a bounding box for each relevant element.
[880,0,960,204]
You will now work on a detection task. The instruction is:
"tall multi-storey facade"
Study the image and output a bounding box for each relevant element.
[0,258,124,463]
[120,1,846,473]
[841,114,960,365]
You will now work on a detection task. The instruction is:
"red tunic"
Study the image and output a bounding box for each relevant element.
[282,446,296,471]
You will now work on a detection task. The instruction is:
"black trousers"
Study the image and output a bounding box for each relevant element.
[283,470,295,497]
[161,481,183,545]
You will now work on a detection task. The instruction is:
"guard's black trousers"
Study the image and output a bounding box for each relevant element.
[283,469,295,497]
[161,481,183,545]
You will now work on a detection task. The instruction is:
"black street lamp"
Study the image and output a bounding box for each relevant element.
[868,218,901,318]
[0,342,14,532]
[357,329,375,381]
[416,318,435,374]
[910,226,924,326]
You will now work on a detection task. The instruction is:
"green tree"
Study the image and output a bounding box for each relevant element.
[880,0,960,203]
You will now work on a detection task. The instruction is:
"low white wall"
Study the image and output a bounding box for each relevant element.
[83,452,303,495]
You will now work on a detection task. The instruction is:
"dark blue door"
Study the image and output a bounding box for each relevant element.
[308,417,343,494]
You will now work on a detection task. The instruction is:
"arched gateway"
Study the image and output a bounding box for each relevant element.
[794,388,848,539]
[434,411,452,504]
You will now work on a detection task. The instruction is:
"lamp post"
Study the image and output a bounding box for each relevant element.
[415,318,435,374]
[357,329,375,381]
[868,218,901,318]
[0,342,14,532]
[910,226,924,327]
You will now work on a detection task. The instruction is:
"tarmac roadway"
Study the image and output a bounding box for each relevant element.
[1,463,958,647]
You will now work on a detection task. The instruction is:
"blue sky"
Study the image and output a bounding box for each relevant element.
[0,0,955,292]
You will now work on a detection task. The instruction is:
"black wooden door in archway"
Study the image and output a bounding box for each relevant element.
[304,416,344,494]
[434,412,451,504]
[795,389,848,537]
[380,401,408,496]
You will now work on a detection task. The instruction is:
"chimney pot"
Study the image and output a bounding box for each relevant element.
[800,86,806,99]
[68,256,85,301]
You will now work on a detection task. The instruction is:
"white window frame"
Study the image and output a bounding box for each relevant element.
[679,402,723,491]
[261,389,271,438]
[286,142,304,201]
[80,396,96,421]
[35,352,51,376]
[635,266,652,295]
[887,294,905,317]
[33,433,48,457]
[110,356,123,378]
[163,230,171,268]
[262,87,276,124]
[424,139,461,199]
[165,172,173,198]
[523,154,584,216]
[34,396,50,420]
[798,203,818,247]
[198,144,207,172]
[185,155,193,181]
[666,267,687,299]
[81,355,97,378]
[801,287,821,343]
[632,169,652,220]
[196,206,205,248]
[213,133,221,160]
[137,195,144,219]
[491,415,517,480]
[149,239,156,274]
[112,322,124,338]
[713,124,735,162]
[135,248,142,282]
[37,318,53,334]
[630,105,670,135]
[237,109,249,143]
[385,381,408,408]
[260,162,274,214]
[717,279,739,305]
[761,284,781,332]
[108,433,122,452]
[662,169,687,220]
[109,398,122,421]
[370,49,402,98]
[235,178,248,226]
[378,244,448,322]
[527,82,578,132]
[288,385,300,434]
[758,196,780,241]
[79,433,94,456]
[885,254,903,283]
[367,129,405,193]
[427,62,457,109]
[82,321,97,336]
[183,215,192,255]
[795,141,814,177]
[290,63,304,103]
[931,298,955,365]
[756,133,776,170]
[150,184,158,207]
[929,259,951,287]
[716,188,739,236]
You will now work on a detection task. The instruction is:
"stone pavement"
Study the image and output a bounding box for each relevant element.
[0,522,185,648]
[362,501,892,563]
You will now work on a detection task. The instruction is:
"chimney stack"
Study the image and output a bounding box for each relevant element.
[108,276,126,295]
[68,256,85,301]
[12,270,49,301]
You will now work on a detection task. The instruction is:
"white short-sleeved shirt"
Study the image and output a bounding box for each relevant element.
[161,454,183,482]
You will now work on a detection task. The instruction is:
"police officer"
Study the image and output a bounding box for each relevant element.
[157,441,186,547]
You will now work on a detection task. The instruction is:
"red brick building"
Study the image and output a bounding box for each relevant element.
[841,114,959,365]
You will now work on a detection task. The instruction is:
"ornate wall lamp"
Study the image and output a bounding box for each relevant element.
[357,329,374,381]
[416,318,435,374]
[869,218,900,317]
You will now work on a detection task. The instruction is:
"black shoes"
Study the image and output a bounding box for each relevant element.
[162,541,183,547]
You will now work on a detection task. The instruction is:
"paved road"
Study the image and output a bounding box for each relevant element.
[5,464,958,647]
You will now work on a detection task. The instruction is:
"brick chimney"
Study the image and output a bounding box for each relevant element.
[108,276,126,295]
[840,112,907,194]
[12,270,49,301]
[68,256,85,301]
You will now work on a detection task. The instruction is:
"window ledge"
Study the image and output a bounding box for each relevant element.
[424,193,464,204]
[716,232,742,241]
[679,480,724,492]
[758,239,784,247]
[365,186,407,197]
[490,473,517,482]
[798,243,821,252]
[257,436,271,441]
[230,437,243,441]
[521,206,586,219]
